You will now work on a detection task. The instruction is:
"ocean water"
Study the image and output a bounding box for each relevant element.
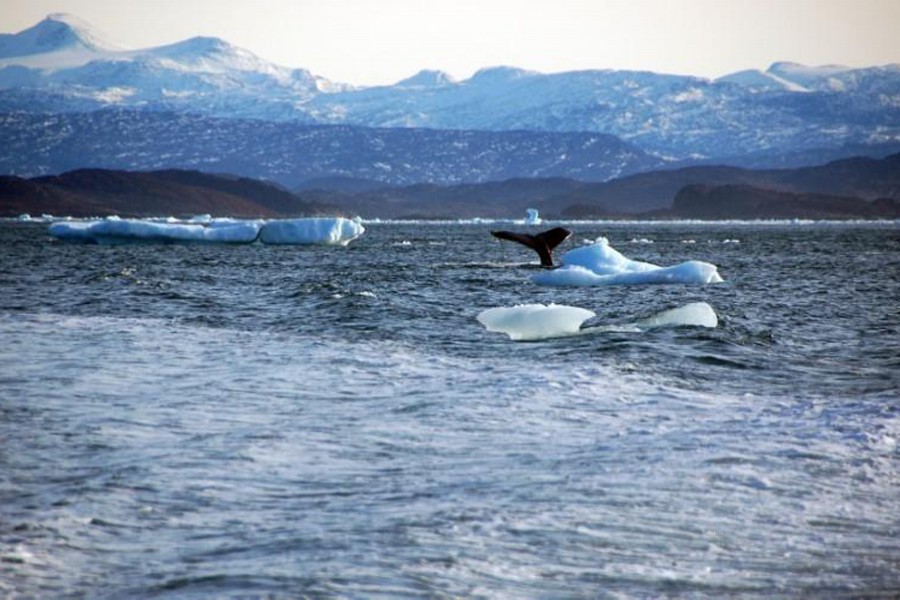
[1,220,898,598]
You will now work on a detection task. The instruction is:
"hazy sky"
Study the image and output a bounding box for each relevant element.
[3,0,899,85]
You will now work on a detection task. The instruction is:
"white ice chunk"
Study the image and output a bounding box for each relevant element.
[524,208,542,225]
[634,302,718,329]
[533,236,723,286]
[48,220,95,242]
[476,303,595,341]
[48,217,366,245]
[49,219,261,244]
[478,302,718,341]
[258,217,365,245]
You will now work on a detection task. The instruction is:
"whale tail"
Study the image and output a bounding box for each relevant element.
[491,227,572,267]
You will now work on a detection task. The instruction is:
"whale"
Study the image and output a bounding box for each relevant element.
[491,227,572,267]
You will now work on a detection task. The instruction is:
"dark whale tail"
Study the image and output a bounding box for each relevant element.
[491,227,572,267]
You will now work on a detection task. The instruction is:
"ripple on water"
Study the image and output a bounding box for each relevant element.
[1,222,899,597]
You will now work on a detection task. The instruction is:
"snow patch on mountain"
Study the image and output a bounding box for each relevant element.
[144,36,291,79]
[396,69,456,88]
[767,62,851,89]
[716,69,809,92]
[468,66,538,84]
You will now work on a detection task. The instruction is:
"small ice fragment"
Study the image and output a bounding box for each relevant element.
[635,302,718,329]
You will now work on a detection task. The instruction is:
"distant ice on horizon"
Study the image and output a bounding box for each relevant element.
[48,216,365,245]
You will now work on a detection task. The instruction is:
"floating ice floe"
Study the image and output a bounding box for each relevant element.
[477,303,595,341]
[49,218,263,244]
[48,217,365,246]
[524,208,542,225]
[632,302,718,330]
[532,236,723,286]
[477,301,718,341]
[258,217,365,245]
[15,213,56,223]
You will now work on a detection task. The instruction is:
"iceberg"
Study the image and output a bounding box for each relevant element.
[258,218,365,246]
[634,302,718,329]
[477,302,718,341]
[47,221,95,242]
[532,237,723,286]
[48,217,365,246]
[524,208,542,225]
[477,303,595,341]
[49,218,262,244]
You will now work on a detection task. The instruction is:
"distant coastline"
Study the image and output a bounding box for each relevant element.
[3,152,899,221]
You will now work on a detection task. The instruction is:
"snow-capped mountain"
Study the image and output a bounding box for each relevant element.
[1,15,899,167]
[0,14,343,121]
[303,63,900,158]
[0,13,115,60]
[395,70,457,89]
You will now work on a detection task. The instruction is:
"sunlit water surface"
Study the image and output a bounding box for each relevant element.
[1,221,898,598]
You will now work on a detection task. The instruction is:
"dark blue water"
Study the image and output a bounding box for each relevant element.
[1,221,898,598]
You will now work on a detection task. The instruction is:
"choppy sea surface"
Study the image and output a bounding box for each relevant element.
[1,220,898,598]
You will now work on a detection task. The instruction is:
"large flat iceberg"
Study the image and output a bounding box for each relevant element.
[478,302,718,341]
[48,217,365,246]
[49,218,262,244]
[532,237,723,286]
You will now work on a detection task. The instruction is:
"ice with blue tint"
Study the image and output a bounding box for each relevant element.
[48,217,365,245]
[258,217,365,246]
[524,208,542,225]
[533,236,723,286]
[48,217,262,244]
[477,301,718,341]
[477,303,595,341]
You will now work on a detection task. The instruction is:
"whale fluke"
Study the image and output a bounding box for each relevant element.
[491,227,572,267]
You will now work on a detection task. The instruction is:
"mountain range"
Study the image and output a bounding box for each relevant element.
[296,152,900,218]
[1,14,899,219]
[2,14,899,168]
[4,153,898,220]
[0,110,659,187]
